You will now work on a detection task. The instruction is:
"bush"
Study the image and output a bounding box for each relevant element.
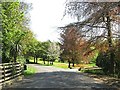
[115,57,120,78]
[83,69,104,75]
[96,52,111,74]
[96,50,120,78]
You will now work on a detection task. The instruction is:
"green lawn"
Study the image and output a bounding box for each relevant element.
[29,59,68,69]
[52,61,68,69]
[24,65,36,76]
[87,63,96,67]
[29,59,97,69]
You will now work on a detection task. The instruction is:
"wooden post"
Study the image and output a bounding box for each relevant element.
[3,64,5,82]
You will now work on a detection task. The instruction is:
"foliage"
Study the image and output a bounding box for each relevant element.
[1,1,32,63]
[64,1,120,73]
[36,41,61,65]
[24,40,61,65]
[81,69,105,75]
[96,51,112,74]
[96,46,120,77]
[47,41,61,63]
[60,26,86,68]
[41,41,51,59]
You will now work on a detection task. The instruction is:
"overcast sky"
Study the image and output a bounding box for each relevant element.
[27,0,77,42]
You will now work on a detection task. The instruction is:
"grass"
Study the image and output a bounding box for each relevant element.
[81,69,104,75]
[75,63,96,68]
[29,59,68,69]
[29,59,97,69]
[88,63,96,67]
[24,65,36,76]
[52,61,68,69]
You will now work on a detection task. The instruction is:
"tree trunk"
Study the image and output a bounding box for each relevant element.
[43,60,45,64]
[14,55,17,62]
[52,61,53,65]
[43,57,46,64]
[106,15,114,74]
[13,44,18,62]
[68,61,71,68]
[72,58,75,67]
[72,62,75,67]
[36,57,38,64]
[34,57,35,63]
[50,60,51,65]
[48,60,49,65]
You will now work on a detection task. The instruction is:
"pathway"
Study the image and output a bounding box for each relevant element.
[4,64,119,90]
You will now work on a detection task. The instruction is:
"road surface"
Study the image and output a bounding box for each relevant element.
[3,64,119,90]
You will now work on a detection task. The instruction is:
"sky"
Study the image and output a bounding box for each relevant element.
[26,0,77,42]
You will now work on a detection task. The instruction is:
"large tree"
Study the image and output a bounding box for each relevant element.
[47,41,61,65]
[60,25,86,68]
[64,0,120,73]
[1,1,32,63]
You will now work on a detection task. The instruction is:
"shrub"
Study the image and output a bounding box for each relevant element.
[96,50,120,78]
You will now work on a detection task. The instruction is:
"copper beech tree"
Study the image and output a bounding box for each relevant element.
[60,26,86,68]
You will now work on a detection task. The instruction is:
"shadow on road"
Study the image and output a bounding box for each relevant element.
[2,71,119,90]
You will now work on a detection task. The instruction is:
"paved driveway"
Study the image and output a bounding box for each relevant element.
[4,64,119,90]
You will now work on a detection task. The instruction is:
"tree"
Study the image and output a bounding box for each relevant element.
[64,1,120,73]
[60,26,86,68]
[40,41,51,64]
[1,1,32,63]
[23,37,42,64]
[47,41,61,65]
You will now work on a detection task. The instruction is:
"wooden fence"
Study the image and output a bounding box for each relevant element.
[0,63,24,87]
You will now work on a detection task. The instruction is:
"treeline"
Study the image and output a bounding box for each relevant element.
[0,1,61,65]
[25,40,61,65]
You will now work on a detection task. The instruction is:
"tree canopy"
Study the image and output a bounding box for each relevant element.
[62,0,120,74]
[1,1,33,63]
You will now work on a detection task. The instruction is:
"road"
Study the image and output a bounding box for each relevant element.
[4,64,119,90]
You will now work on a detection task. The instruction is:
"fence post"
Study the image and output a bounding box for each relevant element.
[21,63,24,74]
[3,64,5,82]
[12,63,16,79]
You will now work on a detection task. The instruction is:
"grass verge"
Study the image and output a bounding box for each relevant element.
[24,65,36,76]
[81,69,105,75]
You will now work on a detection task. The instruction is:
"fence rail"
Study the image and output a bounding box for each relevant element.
[0,62,24,87]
